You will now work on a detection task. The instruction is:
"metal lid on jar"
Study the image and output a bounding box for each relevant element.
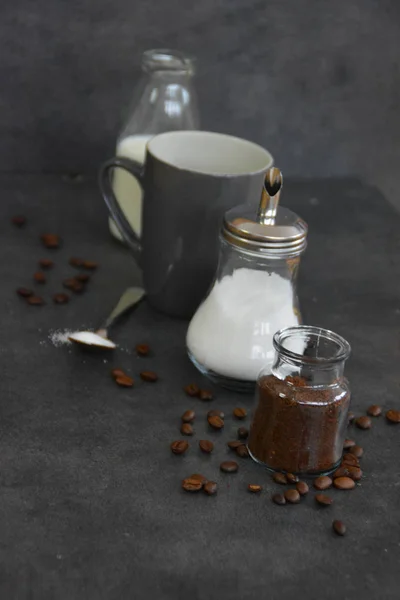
[222,168,308,256]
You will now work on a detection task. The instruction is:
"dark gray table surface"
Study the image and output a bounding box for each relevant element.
[1,174,400,599]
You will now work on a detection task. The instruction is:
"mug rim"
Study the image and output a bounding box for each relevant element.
[146,130,274,177]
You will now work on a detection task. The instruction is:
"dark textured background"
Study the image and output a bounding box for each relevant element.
[1,0,400,208]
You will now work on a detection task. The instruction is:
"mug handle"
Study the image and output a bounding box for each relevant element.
[98,157,144,261]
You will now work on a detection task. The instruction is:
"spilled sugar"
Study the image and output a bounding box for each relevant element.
[48,329,75,347]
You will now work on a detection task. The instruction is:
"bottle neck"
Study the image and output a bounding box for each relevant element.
[272,353,345,386]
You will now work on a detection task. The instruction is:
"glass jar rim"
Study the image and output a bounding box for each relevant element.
[142,49,194,74]
[273,325,351,365]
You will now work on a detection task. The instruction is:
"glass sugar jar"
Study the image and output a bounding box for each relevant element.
[186,168,308,392]
[247,326,351,476]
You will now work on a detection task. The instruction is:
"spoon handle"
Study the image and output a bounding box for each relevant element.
[100,287,145,331]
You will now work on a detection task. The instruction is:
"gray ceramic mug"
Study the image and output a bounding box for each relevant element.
[99,131,273,318]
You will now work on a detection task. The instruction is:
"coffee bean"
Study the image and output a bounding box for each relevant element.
[53,293,69,304]
[190,473,207,485]
[184,383,200,397]
[273,472,288,485]
[367,404,382,417]
[347,466,362,481]
[233,407,247,420]
[69,257,84,267]
[207,409,224,419]
[237,426,249,440]
[236,444,249,458]
[136,343,150,357]
[332,520,346,536]
[170,440,189,455]
[17,287,33,298]
[333,466,351,479]
[180,423,194,436]
[63,278,84,294]
[342,453,359,466]
[140,371,158,382]
[111,368,126,379]
[272,493,286,505]
[348,412,355,423]
[314,476,332,491]
[286,473,299,484]
[181,409,195,423]
[12,215,26,227]
[40,233,60,249]
[199,389,213,401]
[199,440,214,454]
[82,260,98,270]
[182,478,202,492]
[296,481,309,496]
[227,440,243,450]
[386,409,400,424]
[208,415,224,430]
[284,489,300,504]
[349,445,363,458]
[27,295,45,305]
[333,476,356,490]
[220,461,238,473]
[315,493,333,506]
[33,271,46,284]
[204,481,217,495]
[355,416,372,430]
[343,439,356,450]
[39,259,53,269]
[248,484,262,493]
[76,273,90,283]
[115,375,134,388]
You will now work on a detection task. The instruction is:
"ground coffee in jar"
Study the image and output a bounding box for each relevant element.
[248,326,351,476]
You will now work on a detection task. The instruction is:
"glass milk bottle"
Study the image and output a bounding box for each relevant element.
[186,168,308,392]
[109,49,200,241]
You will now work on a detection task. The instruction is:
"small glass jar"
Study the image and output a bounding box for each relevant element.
[247,326,351,476]
[186,169,308,392]
[109,49,200,240]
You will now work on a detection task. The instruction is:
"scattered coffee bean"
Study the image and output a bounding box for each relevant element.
[190,473,207,485]
[40,233,60,249]
[207,409,224,419]
[286,473,299,484]
[184,383,200,397]
[343,439,356,450]
[273,472,288,485]
[76,273,90,283]
[333,476,356,490]
[332,520,346,536]
[199,389,213,401]
[82,260,98,270]
[227,440,243,450]
[140,371,158,382]
[182,478,202,492]
[199,440,214,454]
[111,368,126,379]
[136,343,150,356]
[17,287,33,298]
[342,453,360,466]
[204,481,218,495]
[170,440,189,455]
[248,484,262,493]
[220,461,239,473]
[314,476,332,491]
[236,444,249,458]
[53,293,69,304]
[69,257,84,267]
[208,415,224,430]
[115,374,134,388]
[237,426,249,440]
[315,493,333,506]
[347,466,362,481]
[233,407,247,419]
[296,481,309,496]
[272,493,286,505]
[181,409,195,423]
[386,409,400,424]
[63,278,84,294]
[39,259,53,269]
[33,271,46,284]
[27,295,45,305]
[355,416,372,430]
[348,412,355,423]
[284,489,301,504]
[367,404,382,417]
[12,215,26,227]
[333,466,351,479]
[349,445,363,458]
[180,423,194,436]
